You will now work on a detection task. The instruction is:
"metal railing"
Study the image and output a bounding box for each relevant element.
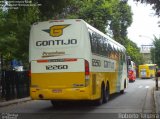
[0,70,30,101]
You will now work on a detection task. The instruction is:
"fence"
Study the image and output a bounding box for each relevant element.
[0,70,30,101]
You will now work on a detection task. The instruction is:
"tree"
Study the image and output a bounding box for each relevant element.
[134,0,160,17]
[0,2,39,68]
[65,0,132,43]
[124,38,144,65]
[37,0,73,20]
[151,36,160,67]
[110,0,132,42]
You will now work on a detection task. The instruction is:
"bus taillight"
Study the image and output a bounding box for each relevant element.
[128,70,133,76]
[28,63,31,77]
[85,60,90,86]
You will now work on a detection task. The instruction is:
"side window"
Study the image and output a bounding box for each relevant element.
[89,31,94,53]
[102,37,107,56]
[88,28,111,58]
[108,42,112,58]
[92,32,98,53]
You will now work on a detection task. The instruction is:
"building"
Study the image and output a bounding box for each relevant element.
[140,45,154,64]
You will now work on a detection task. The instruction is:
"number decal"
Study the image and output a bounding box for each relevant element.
[46,65,68,70]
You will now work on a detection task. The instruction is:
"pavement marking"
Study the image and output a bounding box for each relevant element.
[145,86,150,89]
[138,85,150,89]
[138,85,143,88]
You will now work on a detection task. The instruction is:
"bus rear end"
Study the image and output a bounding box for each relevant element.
[139,65,148,78]
[139,64,156,79]
[29,19,91,100]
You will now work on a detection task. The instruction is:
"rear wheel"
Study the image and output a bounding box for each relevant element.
[93,86,103,106]
[50,100,63,107]
[120,90,124,94]
[103,85,109,103]
[120,80,126,94]
[94,84,109,105]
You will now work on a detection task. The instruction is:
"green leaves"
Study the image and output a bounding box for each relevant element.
[125,39,143,65]
[0,1,39,67]
[151,36,160,66]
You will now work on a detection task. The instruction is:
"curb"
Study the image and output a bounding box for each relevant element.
[154,91,159,113]
[153,86,160,114]
[0,97,31,107]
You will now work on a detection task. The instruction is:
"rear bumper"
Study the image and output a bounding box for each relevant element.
[30,87,91,100]
[128,75,136,81]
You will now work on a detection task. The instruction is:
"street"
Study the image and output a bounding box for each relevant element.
[0,78,156,119]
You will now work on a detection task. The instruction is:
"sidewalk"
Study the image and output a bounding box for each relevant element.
[154,87,160,114]
[0,97,31,107]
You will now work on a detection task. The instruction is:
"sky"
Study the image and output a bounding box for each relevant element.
[127,0,160,47]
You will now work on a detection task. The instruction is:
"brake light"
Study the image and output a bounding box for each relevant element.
[85,60,90,76]
[37,60,49,63]
[85,60,90,86]
[76,19,81,22]
[53,20,64,22]
[128,70,133,75]
[28,63,31,77]
[64,58,77,62]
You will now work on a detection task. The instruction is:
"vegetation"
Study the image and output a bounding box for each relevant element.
[151,36,160,67]
[124,38,144,65]
[0,0,144,68]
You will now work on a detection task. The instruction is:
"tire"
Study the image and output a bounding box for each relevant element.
[120,90,124,94]
[93,86,104,106]
[50,100,63,107]
[120,80,126,94]
[103,85,109,103]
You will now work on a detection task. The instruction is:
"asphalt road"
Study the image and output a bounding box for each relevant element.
[0,78,156,119]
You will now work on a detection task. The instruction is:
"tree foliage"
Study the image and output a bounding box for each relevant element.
[151,36,160,67]
[65,0,132,43]
[124,38,143,65]
[0,2,39,67]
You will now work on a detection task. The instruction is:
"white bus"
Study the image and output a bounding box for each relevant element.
[29,19,128,106]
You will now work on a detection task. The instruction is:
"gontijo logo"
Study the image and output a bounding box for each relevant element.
[50,25,70,37]
[43,24,70,37]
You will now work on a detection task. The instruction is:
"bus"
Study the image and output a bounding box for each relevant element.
[128,61,136,82]
[29,19,129,106]
[139,64,156,79]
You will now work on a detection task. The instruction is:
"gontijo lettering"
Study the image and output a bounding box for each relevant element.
[36,39,77,46]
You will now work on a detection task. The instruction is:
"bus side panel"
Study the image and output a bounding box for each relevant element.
[90,55,118,97]
[90,72,118,99]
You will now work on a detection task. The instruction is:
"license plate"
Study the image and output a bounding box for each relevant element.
[52,89,62,93]
[141,72,146,76]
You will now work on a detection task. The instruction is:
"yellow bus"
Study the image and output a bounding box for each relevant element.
[139,64,156,79]
[29,19,129,106]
